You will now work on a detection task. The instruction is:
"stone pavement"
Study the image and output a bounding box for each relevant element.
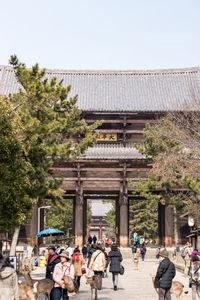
[31,259,192,300]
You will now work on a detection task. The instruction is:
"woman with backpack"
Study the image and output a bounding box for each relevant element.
[71,247,85,293]
[105,244,123,291]
[189,255,200,300]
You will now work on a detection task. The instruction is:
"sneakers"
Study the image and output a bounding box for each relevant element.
[114,285,117,291]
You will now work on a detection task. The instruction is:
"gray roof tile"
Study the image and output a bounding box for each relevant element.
[0,66,200,112]
[82,143,144,160]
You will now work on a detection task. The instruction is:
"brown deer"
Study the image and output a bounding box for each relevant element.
[151,274,188,300]
[19,267,53,300]
[18,281,38,300]
[86,274,101,300]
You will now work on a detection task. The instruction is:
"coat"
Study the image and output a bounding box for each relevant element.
[190,261,200,284]
[0,266,19,300]
[106,250,122,273]
[53,262,74,288]
[155,258,176,289]
[89,250,106,272]
[46,254,60,280]
[71,253,84,277]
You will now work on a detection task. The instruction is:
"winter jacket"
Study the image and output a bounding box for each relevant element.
[46,254,60,280]
[53,262,74,288]
[89,250,106,272]
[106,250,123,273]
[71,253,84,277]
[155,258,176,289]
[82,247,87,256]
[0,266,19,300]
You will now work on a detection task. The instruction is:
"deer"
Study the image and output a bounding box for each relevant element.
[19,267,53,300]
[18,281,38,300]
[151,274,188,300]
[86,274,101,300]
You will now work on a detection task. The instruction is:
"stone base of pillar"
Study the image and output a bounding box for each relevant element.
[120,234,128,247]
[75,234,83,247]
[165,236,173,247]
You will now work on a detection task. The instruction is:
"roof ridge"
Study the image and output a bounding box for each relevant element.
[1,65,200,75]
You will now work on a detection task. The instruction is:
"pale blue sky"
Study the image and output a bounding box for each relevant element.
[0,0,200,70]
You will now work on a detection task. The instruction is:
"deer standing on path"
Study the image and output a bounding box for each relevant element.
[18,281,38,300]
[86,274,101,300]
[19,267,53,300]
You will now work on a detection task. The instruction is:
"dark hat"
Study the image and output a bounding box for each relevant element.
[47,245,56,251]
[59,250,70,259]
[160,250,169,258]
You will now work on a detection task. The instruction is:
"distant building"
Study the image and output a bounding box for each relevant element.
[89,200,113,240]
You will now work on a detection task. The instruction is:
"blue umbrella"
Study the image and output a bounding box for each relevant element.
[36,228,64,238]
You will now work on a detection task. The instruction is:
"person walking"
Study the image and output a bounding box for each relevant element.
[140,244,147,261]
[0,253,19,300]
[89,243,106,290]
[88,235,93,245]
[46,245,60,300]
[182,242,193,277]
[53,250,74,300]
[189,255,200,300]
[155,250,176,300]
[105,244,123,291]
[132,243,137,259]
[71,247,84,293]
[65,243,73,259]
[82,245,88,260]
[87,244,96,267]
[93,235,97,245]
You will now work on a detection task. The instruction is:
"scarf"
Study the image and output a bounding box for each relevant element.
[72,252,80,262]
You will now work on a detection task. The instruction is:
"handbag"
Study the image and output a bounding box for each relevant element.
[119,265,124,275]
[63,275,75,292]
[81,264,86,274]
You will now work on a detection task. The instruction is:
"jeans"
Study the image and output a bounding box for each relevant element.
[159,288,171,300]
[141,253,145,261]
[52,287,68,300]
[112,273,118,287]
[75,276,81,289]
[94,271,103,290]
[192,283,200,300]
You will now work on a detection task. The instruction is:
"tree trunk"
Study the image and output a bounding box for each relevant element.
[173,207,178,248]
[10,226,20,256]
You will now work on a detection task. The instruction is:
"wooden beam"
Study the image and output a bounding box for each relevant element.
[57,177,147,181]
[52,167,150,172]
[86,119,157,124]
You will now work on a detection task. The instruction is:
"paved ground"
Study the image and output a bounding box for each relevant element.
[30,259,192,300]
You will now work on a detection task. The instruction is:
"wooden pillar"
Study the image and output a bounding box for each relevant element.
[119,162,128,247]
[164,205,173,247]
[158,202,165,246]
[74,163,83,246]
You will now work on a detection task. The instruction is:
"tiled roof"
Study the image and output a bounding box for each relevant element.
[82,143,144,160]
[0,66,200,112]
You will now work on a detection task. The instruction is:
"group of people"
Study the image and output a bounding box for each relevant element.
[132,242,147,261]
[45,241,123,299]
[181,242,200,300]
[155,243,200,300]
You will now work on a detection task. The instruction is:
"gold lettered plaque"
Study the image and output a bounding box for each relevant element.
[97,133,117,142]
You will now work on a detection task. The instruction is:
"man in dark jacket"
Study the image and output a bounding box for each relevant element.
[155,250,176,300]
[46,245,60,280]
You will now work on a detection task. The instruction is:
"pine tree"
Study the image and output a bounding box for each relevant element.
[1,56,101,254]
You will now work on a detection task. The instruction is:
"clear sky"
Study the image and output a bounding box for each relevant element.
[1,0,200,70]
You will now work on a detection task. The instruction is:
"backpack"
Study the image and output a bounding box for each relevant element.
[181,247,187,259]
